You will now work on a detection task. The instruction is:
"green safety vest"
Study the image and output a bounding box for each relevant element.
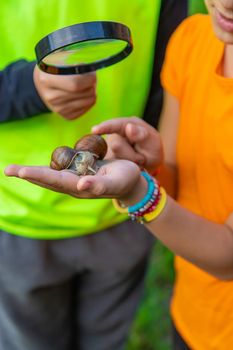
[0,0,161,239]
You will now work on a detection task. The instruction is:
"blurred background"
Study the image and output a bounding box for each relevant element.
[127,242,175,350]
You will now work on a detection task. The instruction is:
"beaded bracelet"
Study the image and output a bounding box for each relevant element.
[112,171,167,224]
[143,187,167,222]
[128,172,158,214]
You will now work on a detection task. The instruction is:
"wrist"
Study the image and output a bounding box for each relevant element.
[112,171,167,224]
[33,66,51,112]
[118,174,148,207]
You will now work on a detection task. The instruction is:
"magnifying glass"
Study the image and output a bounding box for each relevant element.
[35,21,133,75]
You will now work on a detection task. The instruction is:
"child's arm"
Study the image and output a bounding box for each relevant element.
[145,196,233,281]
[6,90,233,280]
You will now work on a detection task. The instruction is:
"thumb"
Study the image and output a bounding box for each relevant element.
[77,175,108,196]
[125,123,148,144]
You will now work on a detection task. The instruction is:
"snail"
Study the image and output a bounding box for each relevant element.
[50,134,108,176]
[74,134,107,160]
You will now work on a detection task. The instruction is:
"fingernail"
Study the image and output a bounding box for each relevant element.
[78,180,92,191]
[91,126,98,133]
[136,126,147,139]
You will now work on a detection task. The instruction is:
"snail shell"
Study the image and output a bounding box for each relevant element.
[50,146,77,170]
[74,134,107,160]
[50,134,107,175]
[50,146,99,175]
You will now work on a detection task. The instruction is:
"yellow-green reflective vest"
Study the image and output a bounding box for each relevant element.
[0,0,161,239]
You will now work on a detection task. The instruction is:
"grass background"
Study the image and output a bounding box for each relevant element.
[126,242,175,350]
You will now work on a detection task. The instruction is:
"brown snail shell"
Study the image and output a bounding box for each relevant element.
[74,134,107,160]
[50,146,100,175]
[50,146,77,170]
[50,135,108,176]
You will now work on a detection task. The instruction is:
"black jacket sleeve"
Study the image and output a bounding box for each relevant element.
[0,59,49,123]
[143,0,188,127]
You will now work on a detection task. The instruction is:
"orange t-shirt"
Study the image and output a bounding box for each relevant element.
[161,14,233,350]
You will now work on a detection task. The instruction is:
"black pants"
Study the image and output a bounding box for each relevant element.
[0,221,154,350]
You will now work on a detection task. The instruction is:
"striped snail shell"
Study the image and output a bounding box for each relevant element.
[50,146,77,170]
[50,134,108,175]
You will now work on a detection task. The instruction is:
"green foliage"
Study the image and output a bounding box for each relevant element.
[189,0,207,15]
[126,242,175,350]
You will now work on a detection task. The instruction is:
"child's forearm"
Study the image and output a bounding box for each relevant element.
[120,174,233,280]
[147,196,233,280]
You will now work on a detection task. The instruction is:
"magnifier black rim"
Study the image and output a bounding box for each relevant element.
[35,21,133,75]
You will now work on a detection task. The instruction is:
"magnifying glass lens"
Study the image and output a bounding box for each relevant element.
[35,21,133,74]
[43,39,127,66]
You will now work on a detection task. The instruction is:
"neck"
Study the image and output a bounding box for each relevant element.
[223,44,233,78]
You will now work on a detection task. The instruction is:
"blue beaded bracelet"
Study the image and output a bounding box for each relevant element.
[128,171,156,214]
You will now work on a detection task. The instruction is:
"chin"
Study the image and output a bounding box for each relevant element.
[216,29,233,44]
[212,21,233,44]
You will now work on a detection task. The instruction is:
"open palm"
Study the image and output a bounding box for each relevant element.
[5,159,141,200]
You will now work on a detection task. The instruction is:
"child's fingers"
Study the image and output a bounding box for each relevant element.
[125,123,148,143]
[92,118,133,136]
[76,175,113,197]
[4,164,23,176]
